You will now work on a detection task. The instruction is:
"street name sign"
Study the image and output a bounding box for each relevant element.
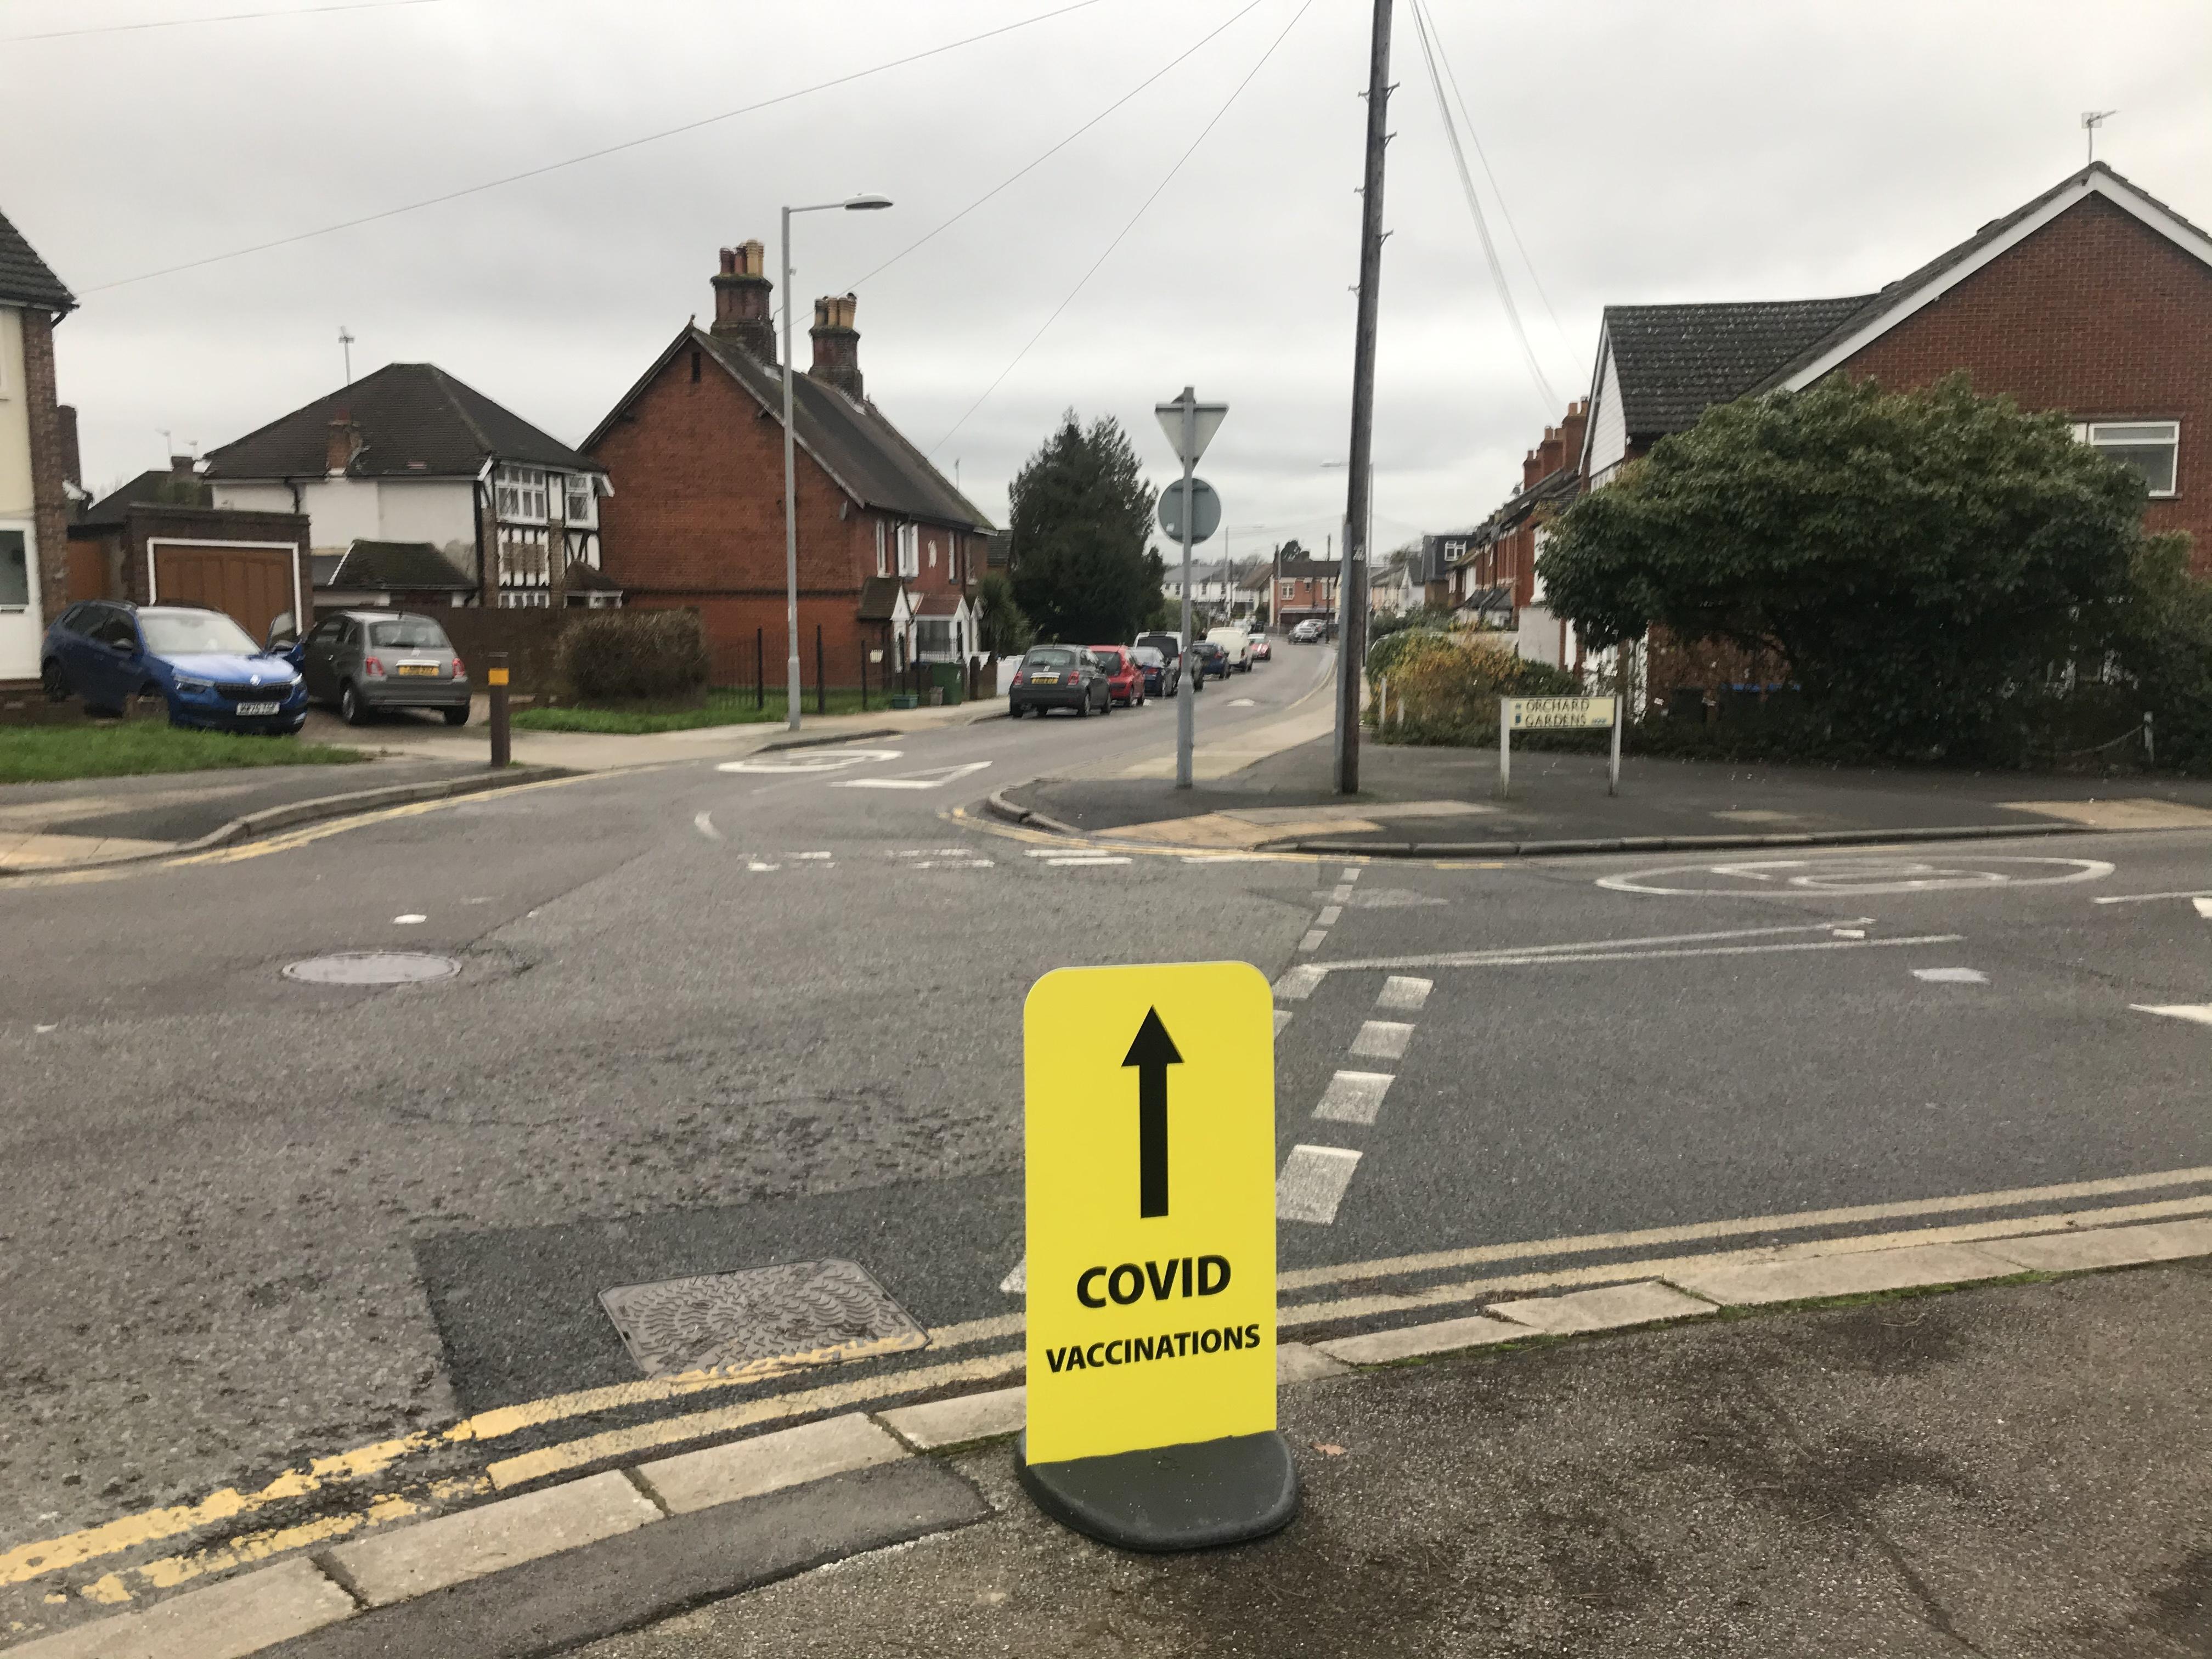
[1507,695,1615,730]
[1017,960,1297,1550]
[1499,695,1625,798]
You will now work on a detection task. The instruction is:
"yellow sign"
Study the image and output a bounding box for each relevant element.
[1023,961,1276,1465]
[486,668,510,687]
[1508,695,1615,730]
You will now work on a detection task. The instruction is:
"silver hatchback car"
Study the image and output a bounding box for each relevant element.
[297,610,471,725]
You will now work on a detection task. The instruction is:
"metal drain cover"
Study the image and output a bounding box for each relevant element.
[283,951,462,986]
[599,1259,928,1379]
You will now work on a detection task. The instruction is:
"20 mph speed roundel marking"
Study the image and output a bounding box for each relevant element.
[1598,855,2117,897]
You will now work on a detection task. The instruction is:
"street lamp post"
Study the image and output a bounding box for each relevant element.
[781,193,892,732]
[1155,388,1228,789]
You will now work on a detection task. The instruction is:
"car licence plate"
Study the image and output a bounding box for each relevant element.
[1031,673,1059,684]
[234,701,281,715]
[395,663,441,677]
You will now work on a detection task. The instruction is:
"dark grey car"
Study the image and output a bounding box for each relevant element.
[297,611,470,725]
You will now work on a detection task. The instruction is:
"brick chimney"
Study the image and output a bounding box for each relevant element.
[59,406,81,494]
[169,453,196,479]
[808,292,861,400]
[710,241,776,364]
[1559,399,1588,476]
[325,414,359,475]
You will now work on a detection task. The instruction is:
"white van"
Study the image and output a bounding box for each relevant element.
[1205,625,1252,673]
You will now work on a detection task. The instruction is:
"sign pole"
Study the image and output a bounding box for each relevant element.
[1609,693,1622,797]
[1498,696,1510,798]
[487,653,511,770]
[1177,411,1197,791]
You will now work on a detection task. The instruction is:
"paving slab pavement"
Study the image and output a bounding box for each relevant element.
[1012,734,2212,852]
[569,1261,2212,1659]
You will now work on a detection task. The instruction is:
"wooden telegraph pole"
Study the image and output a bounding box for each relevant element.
[1334,0,1393,795]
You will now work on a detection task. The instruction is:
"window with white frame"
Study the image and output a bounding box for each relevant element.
[563,473,596,526]
[896,523,919,578]
[1280,580,1295,600]
[2076,421,2179,497]
[926,538,938,569]
[498,527,550,587]
[496,465,549,521]
[498,590,551,609]
[875,521,888,577]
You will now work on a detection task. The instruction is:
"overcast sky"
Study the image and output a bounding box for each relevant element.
[7,0,2209,557]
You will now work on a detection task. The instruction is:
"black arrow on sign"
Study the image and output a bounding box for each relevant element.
[1122,1008,1183,1219]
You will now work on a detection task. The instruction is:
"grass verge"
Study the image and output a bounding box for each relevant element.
[515,688,896,734]
[0,724,366,785]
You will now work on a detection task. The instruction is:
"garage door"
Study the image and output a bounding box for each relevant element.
[149,541,302,645]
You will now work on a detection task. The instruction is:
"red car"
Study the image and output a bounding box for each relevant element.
[1088,645,1144,708]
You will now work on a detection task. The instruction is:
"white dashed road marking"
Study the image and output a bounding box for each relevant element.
[1278,1145,1362,1224]
[1048,856,1132,866]
[1350,1020,1415,1061]
[2197,898,2212,921]
[1297,930,1328,953]
[1313,1070,1394,1126]
[1376,975,1432,1012]
[692,811,721,842]
[1274,966,1325,1000]
[2133,1004,2212,1026]
[393,914,426,925]
[1912,967,1989,984]
[1273,1009,1294,1035]
[1317,905,1342,926]
[834,761,992,791]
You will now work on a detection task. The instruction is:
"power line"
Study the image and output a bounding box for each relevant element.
[80,0,1107,294]
[1406,0,1557,414]
[930,0,1316,456]
[4,0,438,44]
[841,0,1275,294]
[1413,0,1575,366]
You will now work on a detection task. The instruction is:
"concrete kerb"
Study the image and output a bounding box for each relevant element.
[13,1214,2211,1659]
[0,766,575,879]
[984,782,1085,839]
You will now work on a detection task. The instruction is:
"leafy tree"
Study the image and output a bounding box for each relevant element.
[1370,603,1456,642]
[972,569,1034,657]
[1538,374,2180,752]
[1009,413,1161,642]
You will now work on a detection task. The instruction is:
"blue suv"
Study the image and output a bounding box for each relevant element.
[43,602,309,734]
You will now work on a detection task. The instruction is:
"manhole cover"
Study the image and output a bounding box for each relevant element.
[282,951,462,986]
[599,1259,928,1379]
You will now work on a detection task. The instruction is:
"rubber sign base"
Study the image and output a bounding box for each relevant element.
[1013,1429,1299,1553]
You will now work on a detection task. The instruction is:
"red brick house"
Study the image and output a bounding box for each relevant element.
[585,243,995,686]
[1581,163,2210,566]
[1443,400,1588,660]
[1270,551,1340,633]
[1,206,75,695]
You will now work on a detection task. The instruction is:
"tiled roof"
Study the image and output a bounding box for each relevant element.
[0,207,72,312]
[78,469,211,525]
[561,560,621,593]
[912,590,969,617]
[324,540,474,590]
[590,329,992,533]
[857,575,906,622]
[1604,297,1874,439]
[205,362,597,481]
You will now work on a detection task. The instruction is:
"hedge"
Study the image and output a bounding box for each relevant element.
[556,608,711,705]
[1367,633,1582,748]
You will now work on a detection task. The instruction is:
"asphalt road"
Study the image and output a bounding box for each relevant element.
[4,640,2210,1635]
